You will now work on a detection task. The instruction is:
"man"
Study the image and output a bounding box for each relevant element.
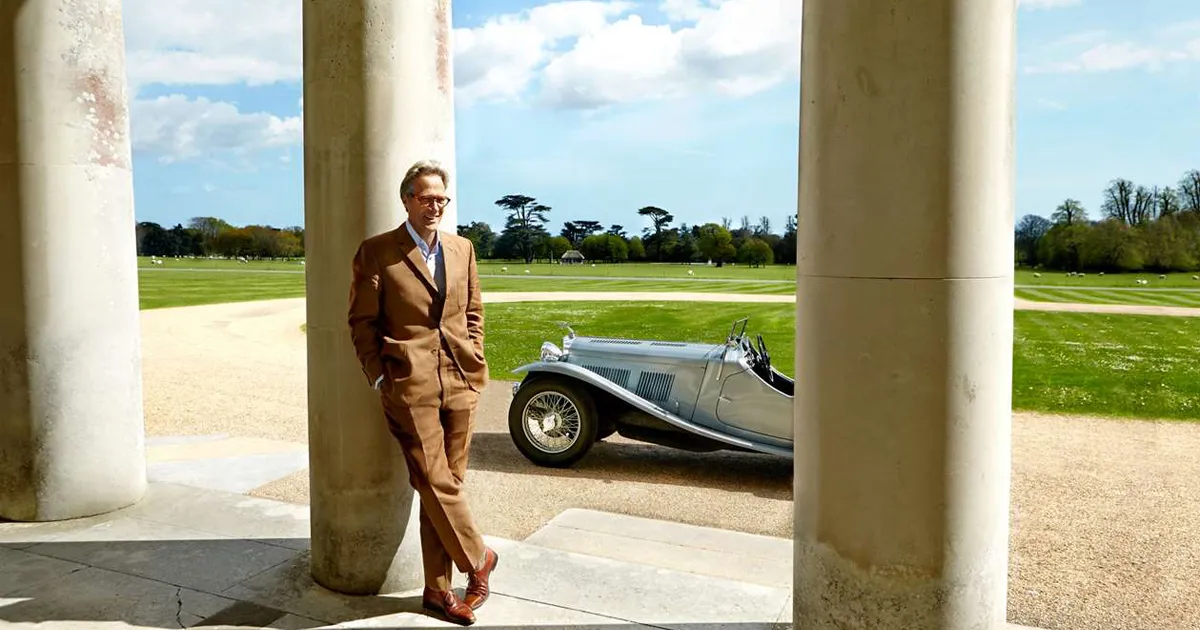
[347,159,498,626]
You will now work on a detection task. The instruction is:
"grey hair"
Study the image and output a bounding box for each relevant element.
[400,159,449,197]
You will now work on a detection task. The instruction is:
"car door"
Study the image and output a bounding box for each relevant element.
[714,366,794,441]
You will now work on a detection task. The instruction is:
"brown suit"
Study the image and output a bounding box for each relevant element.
[348,223,489,591]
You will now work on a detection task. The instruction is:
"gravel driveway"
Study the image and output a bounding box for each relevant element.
[138,296,1200,630]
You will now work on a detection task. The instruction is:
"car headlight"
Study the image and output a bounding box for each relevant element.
[540,341,564,361]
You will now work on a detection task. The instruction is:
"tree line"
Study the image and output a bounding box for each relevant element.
[136,217,304,259]
[458,195,798,266]
[1016,169,1200,272]
[135,197,802,267]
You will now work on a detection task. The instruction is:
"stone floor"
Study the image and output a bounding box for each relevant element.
[0,480,798,629]
[0,479,1047,630]
[0,432,1043,630]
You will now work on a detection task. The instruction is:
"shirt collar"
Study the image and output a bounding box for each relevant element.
[404,220,441,256]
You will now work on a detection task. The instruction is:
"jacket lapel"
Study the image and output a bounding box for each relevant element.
[393,225,437,295]
[441,236,458,307]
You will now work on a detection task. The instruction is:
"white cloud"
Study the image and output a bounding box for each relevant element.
[123,0,301,91]
[539,0,802,108]
[1025,35,1200,74]
[131,95,300,163]
[122,0,803,160]
[121,0,302,162]
[124,0,799,110]
[454,1,635,104]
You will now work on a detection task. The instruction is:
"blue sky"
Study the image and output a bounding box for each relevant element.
[123,0,1200,237]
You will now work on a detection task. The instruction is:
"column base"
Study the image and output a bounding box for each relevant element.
[309,485,424,595]
[795,540,1007,630]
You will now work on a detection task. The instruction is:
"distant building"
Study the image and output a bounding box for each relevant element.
[560,249,586,264]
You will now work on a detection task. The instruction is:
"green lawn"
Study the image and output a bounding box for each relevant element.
[1015,287,1200,307]
[482,302,1200,422]
[477,261,796,281]
[133,259,1200,421]
[137,270,306,309]
[1014,266,1200,308]
[1013,311,1200,420]
[1016,268,1200,288]
[1015,269,1200,308]
[478,277,795,294]
[135,259,1200,310]
[135,271,795,308]
[137,256,794,281]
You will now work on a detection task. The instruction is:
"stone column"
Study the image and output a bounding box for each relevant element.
[303,0,457,594]
[794,1,1015,628]
[0,0,146,521]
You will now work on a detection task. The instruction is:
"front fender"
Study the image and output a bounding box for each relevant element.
[510,361,792,458]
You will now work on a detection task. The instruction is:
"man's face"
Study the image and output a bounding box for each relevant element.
[403,174,449,232]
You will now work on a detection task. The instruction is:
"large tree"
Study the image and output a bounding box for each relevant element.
[495,194,551,263]
[696,222,735,264]
[637,206,673,261]
[1101,178,1156,225]
[458,221,497,258]
[1051,198,1088,225]
[1015,214,1052,265]
[1179,170,1200,213]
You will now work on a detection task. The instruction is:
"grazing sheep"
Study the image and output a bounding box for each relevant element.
[687,269,694,276]
[525,269,530,274]
[1159,274,1167,280]
[1033,272,1041,277]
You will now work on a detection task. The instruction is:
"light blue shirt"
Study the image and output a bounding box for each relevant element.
[405,220,445,296]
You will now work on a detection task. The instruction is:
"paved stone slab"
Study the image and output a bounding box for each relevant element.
[0,566,234,627]
[147,436,306,463]
[22,516,300,594]
[221,552,423,624]
[146,433,232,446]
[328,591,635,628]
[148,450,310,494]
[193,600,327,629]
[526,523,791,589]
[483,536,790,629]
[124,481,310,551]
[0,547,88,597]
[0,508,136,550]
[542,508,793,557]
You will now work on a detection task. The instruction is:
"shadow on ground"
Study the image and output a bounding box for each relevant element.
[465,431,793,501]
[0,535,790,629]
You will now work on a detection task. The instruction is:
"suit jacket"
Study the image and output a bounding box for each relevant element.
[348,224,488,407]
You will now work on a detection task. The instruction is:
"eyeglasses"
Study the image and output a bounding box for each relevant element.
[415,195,451,209]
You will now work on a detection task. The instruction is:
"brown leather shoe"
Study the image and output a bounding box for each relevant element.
[464,547,499,610]
[422,587,475,626]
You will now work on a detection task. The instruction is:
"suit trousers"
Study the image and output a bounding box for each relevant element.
[382,335,485,591]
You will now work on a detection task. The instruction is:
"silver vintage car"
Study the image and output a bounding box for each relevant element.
[507,318,794,467]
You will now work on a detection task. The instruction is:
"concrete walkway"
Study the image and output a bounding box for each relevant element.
[0,481,792,629]
[1,479,1046,630]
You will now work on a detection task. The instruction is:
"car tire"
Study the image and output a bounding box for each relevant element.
[509,376,599,468]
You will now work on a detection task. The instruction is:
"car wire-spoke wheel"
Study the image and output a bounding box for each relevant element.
[521,391,581,454]
[508,375,600,468]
